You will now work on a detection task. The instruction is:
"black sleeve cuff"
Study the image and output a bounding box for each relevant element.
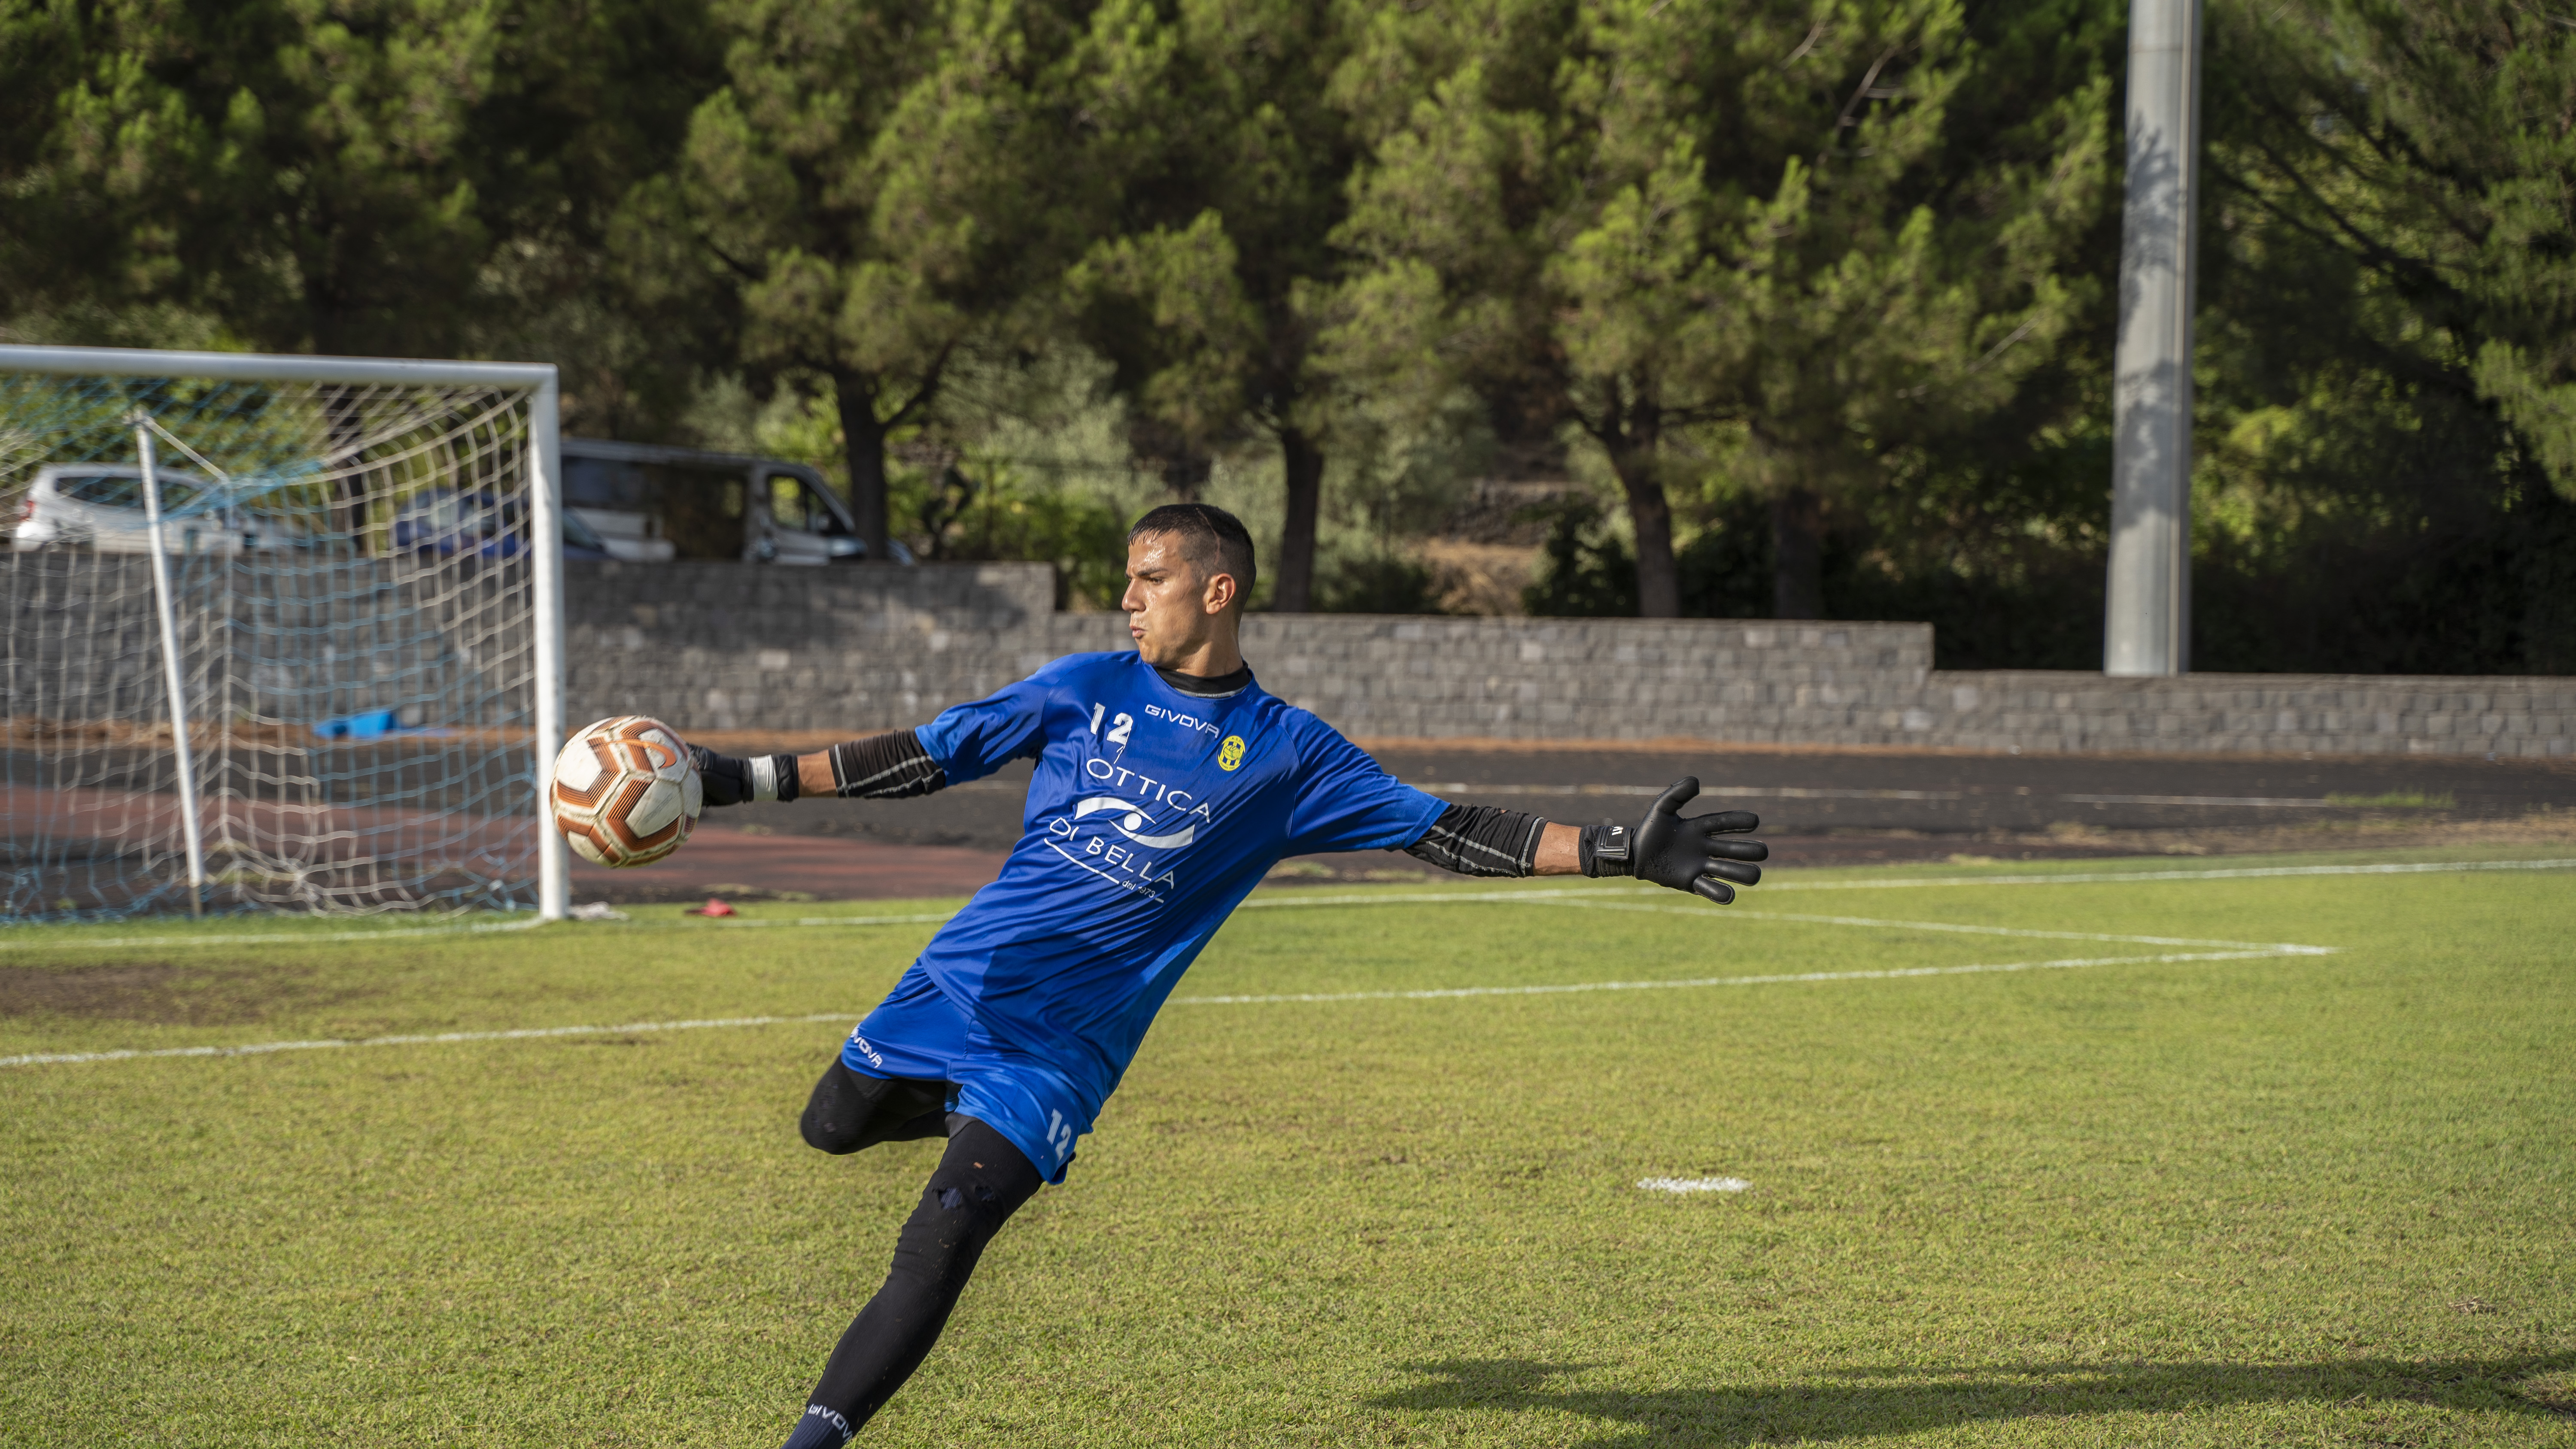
[1403,804,1547,879]
[828,730,948,799]
[1579,822,1634,877]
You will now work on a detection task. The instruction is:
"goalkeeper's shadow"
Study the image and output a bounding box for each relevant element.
[1364,1352,2576,1445]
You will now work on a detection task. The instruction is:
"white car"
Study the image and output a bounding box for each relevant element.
[9,464,306,555]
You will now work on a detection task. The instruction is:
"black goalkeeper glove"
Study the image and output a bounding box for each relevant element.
[1580,777,1766,904]
[690,745,800,806]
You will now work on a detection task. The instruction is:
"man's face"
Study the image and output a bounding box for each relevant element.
[1122,532,1235,665]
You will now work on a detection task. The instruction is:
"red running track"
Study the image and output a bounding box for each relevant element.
[571,824,1006,903]
[5,784,1007,906]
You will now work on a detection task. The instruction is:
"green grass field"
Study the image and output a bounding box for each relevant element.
[4,846,2572,1446]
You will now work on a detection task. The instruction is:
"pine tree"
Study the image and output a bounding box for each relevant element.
[2209,0,2576,499]
[1063,0,1356,609]
[617,0,1121,560]
[0,0,709,377]
[3,0,504,352]
[1322,0,2112,617]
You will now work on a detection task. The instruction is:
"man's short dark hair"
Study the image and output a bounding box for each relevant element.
[1128,503,1257,607]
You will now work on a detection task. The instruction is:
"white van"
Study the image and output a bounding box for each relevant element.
[562,438,912,566]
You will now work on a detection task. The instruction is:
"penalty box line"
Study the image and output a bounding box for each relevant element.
[0,917,550,954]
[1236,888,2334,956]
[0,1013,856,1069]
[0,893,2328,962]
[0,915,2336,1071]
[3,856,2558,955]
[0,913,957,953]
[1169,949,2308,1006]
[1753,856,2576,892]
[0,947,2311,1070]
[0,871,2348,1067]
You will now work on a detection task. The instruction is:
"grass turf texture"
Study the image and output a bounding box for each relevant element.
[1,846,2570,1446]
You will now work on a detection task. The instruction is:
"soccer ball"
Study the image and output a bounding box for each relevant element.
[550,716,702,868]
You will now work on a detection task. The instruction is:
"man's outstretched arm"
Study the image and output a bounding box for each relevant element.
[1406,777,1767,903]
[691,731,948,806]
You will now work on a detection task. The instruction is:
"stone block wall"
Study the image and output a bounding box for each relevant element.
[1899,671,2576,757]
[1164,614,1934,740]
[4,552,537,729]
[559,560,2576,757]
[565,560,1058,732]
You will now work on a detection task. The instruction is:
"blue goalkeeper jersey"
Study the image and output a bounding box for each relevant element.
[902,650,1444,1098]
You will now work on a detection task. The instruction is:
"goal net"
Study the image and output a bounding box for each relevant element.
[0,346,569,922]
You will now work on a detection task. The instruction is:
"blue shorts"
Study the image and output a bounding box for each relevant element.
[842,964,1096,1184]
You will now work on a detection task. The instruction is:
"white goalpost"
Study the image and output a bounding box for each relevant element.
[0,344,570,922]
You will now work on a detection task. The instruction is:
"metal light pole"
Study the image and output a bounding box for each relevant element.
[2104,0,2203,676]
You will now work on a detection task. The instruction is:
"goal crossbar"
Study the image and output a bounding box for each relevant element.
[0,345,559,390]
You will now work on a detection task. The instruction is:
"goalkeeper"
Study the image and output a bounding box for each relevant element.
[690,503,1766,1449]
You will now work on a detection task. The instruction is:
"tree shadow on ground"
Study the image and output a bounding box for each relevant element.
[1364,1353,2576,1446]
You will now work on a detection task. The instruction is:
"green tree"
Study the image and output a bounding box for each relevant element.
[1,0,699,355]
[1322,0,2113,617]
[620,0,1131,560]
[0,0,716,446]
[2207,1,2576,497]
[4,0,501,352]
[2177,0,2576,672]
[1063,0,1358,609]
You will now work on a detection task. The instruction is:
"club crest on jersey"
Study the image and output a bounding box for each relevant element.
[1218,735,1246,771]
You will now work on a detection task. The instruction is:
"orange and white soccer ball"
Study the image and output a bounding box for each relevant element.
[550,715,702,868]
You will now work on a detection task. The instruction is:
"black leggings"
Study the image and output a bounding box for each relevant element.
[794,1060,1043,1442]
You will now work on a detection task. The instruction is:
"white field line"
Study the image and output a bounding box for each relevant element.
[1639,1176,1750,1193]
[0,912,955,952]
[1410,782,2371,809]
[0,917,548,952]
[0,1012,855,1069]
[1167,949,2302,1006]
[1516,895,2332,955]
[3,857,2563,955]
[1,947,2312,1070]
[0,856,2430,1063]
[1236,858,2576,909]
[1755,857,2576,891]
[756,914,959,928]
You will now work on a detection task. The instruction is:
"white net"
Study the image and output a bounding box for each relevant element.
[1,355,557,919]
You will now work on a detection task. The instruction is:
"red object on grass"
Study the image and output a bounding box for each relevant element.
[686,897,736,918]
